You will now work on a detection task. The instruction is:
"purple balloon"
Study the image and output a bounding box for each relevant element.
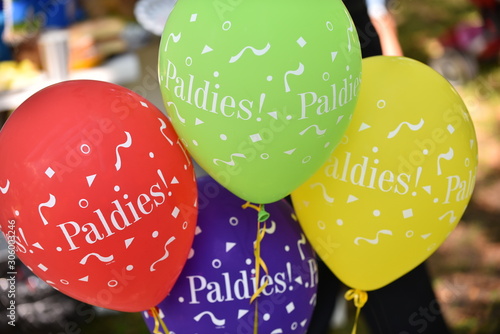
[142,176,318,334]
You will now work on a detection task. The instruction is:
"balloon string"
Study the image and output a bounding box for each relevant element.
[344,289,368,334]
[242,202,271,334]
[150,307,169,334]
[253,298,259,334]
[251,220,269,304]
[242,202,261,211]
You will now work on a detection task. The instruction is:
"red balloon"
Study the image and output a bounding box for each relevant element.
[0,80,198,312]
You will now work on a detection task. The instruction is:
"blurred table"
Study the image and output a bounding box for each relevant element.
[0,52,141,112]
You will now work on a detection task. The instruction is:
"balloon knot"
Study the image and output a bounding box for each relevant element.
[344,289,368,308]
[344,289,368,334]
[242,202,270,222]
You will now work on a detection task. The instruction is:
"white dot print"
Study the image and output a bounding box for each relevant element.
[80,144,91,154]
[222,21,231,30]
[377,100,386,109]
[108,280,118,287]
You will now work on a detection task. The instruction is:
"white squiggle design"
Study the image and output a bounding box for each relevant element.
[167,101,185,124]
[79,253,114,265]
[0,180,10,194]
[347,24,354,52]
[158,118,174,145]
[177,139,192,166]
[150,236,176,272]
[387,118,425,139]
[213,153,247,166]
[354,230,393,245]
[437,148,454,176]
[193,311,226,326]
[297,233,307,260]
[310,183,334,203]
[439,210,457,223]
[163,32,181,52]
[115,131,132,171]
[300,124,327,136]
[260,220,277,235]
[309,293,317,305]
[229,43,271,63]
[284,63,305,92]
[38,194,56,225]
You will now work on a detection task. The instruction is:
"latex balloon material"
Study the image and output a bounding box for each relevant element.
[0,80,198,312]
[158,0,362,203]
[142,176,318,333]
[292,57,478,291]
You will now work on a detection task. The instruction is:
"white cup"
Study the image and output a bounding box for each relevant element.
[38,29,70,81]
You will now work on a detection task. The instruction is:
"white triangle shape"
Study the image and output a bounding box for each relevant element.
[300,319,308,327]
[359,123,371,131]
[295,276,303,285]
[284,149,296,155]
[226,242,236,252]
[267,111,278,119]
[201,45,213,54]
[421,233,432,239]
[303,201,310,207]
[195,226,202,235]
[125,237,135,249]
[423,186,432,194]
[337,115,344,124]
[470,139,475,148]
[195,118,204,125]
[347,195,358,203]
[86,174,96,187]
[238,309,249,319]
[331,52,338,62]
[79,276,89,282]
[171,177,179,184]
[32,242,44,250]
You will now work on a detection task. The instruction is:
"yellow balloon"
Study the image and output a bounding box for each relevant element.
[291,56,478,291]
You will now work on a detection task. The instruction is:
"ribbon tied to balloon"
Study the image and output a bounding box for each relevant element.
[158,0,362,203]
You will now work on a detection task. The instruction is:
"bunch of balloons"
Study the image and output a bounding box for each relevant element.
[0,0,478,333]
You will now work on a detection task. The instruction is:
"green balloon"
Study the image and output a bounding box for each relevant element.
[159,0,361,203]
